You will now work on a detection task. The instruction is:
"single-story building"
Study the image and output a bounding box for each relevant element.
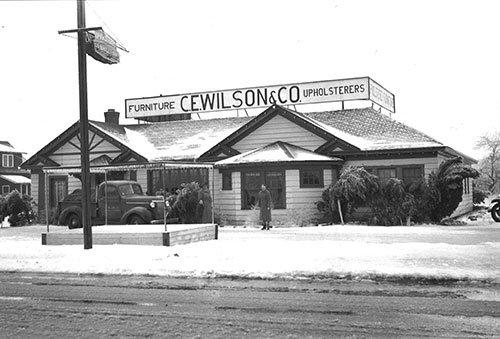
[22,105,475,224]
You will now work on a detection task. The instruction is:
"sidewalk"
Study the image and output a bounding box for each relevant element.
[0,224,498,283]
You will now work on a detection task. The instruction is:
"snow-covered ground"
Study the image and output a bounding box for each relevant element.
[0,224,498,282]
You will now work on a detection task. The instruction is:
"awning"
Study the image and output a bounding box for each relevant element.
[215,141,343,168]
[0,174,31,184]
[42,162,214,174]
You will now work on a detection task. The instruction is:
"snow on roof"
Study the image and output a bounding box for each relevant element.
[305,108,443,151]
[0,141,24,154]
[90,117,252,161]
[215,141,342,166]
[90,107,447,162]
[0,175,30,184]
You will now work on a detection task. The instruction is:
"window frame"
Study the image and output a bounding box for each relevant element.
[221,171,232,191]
[2,154,14,168]
[2,185,10,195]
[240,168,286,210]
[299,168,324,188]
[365,164,425,185]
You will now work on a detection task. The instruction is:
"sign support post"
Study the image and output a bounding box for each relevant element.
[77,0,92,249]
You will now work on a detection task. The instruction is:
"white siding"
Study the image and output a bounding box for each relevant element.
[214,168,332,226]
[136,169,148,193]
[232,115,326,153]
[68,175,81,193]
[345,157,439,177]
[31,173,39,205]
[49,133,122,167]
[53,136,80,154]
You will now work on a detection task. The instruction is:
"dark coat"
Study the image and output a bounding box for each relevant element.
[198,188,212,223]
[258,189,272,222]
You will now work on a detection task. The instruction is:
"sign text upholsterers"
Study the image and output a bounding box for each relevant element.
[125,77,395,118]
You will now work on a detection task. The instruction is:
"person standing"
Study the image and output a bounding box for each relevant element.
[198,183,213,224]
[257,184,272,230]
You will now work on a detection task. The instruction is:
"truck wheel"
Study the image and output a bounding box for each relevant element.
[67,213,82,229]
[491,204,500,222]
[128,215,145,225]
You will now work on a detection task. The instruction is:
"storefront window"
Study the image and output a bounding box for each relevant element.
[377,168,397,182]
[147,168,209,195]
[300,169,323,188]
[402,167,424,184]
[241,170,285,209]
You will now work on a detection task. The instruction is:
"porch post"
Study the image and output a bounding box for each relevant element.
[44,172,49,233]
[104,170,108,225]
[211,166,215,224]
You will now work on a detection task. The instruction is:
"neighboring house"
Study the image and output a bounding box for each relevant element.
[0,141,30,196]
[22,106,476,224]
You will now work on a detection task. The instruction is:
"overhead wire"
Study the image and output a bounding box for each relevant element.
[86,1,130,53]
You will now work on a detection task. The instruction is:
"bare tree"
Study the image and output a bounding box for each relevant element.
[476,132,500,192]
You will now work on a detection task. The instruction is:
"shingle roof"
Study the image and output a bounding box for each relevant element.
[89,106,446,162]
[302,108,443,151]
[90,116,252,161]
[215,141,342,167]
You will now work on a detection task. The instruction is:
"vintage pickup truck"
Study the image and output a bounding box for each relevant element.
[57,181,168,228]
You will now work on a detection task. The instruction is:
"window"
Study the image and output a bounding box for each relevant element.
[149,169,163,195]
[118,183,142,196]
[2,154,13,168]
[402,166,424,185]
[300,169,324,188]
[221,171,232,190]
[49,176,68,208]
[377,168,397,181]
[463,178,470,195]
[2,185,10,195]
[241,170,286,210]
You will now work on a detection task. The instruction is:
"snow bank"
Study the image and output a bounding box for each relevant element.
[0,225,498,282]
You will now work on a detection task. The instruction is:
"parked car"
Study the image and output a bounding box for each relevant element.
[57,181,170,228]
[488,195,500,222]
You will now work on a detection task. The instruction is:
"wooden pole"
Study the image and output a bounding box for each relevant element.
[77,0,92,249]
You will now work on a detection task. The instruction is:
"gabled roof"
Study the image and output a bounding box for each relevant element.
[90,117,252,161]
[23,105,475,168]
[0,141,25,154]
[215,141,342,167]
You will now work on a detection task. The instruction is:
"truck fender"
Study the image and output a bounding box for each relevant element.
[58,206,82,226]
[121,207,152,224]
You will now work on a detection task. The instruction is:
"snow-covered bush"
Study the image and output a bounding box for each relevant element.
[370,178,415,226]
[3,190,36,226]
[317,158,479,225]
[428,157,479,222]
[472,187,489,205]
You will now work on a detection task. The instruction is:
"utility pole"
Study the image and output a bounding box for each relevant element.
[77,0,92,249]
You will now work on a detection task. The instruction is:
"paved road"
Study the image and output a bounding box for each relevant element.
[0,273,498,337]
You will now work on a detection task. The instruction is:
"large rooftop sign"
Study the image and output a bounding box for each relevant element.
[125,76,395,119]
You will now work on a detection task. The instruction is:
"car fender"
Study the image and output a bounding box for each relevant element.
[58,206,82,225]
[120,207,152,224]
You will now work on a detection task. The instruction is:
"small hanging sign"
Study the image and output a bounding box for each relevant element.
[85,29,120,64]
